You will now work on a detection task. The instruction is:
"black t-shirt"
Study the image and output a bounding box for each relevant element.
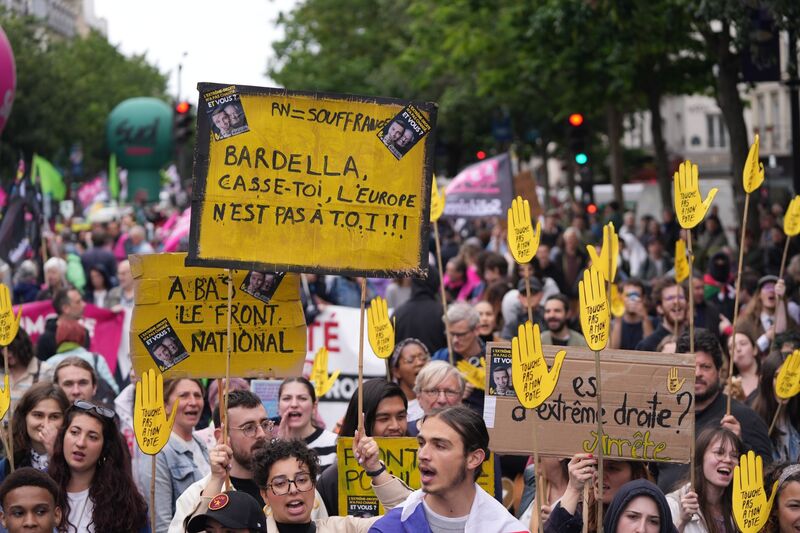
[620,320,644,350]
[232,476,265,507]
[550,337,569,347]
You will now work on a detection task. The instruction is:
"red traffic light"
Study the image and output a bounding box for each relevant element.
[176,101,190,114]
[568,113,585,127]
[476,150,487,160]
[586,203,598,215]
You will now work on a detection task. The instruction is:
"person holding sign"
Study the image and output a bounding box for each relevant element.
[666,427,741,533]
[277,377,338,472]
[764,463,800,533]
[609,279,653,350]
[636,279,688,352]
[737,276,794,356]
[48,400,149,532]
[751,355,800,463]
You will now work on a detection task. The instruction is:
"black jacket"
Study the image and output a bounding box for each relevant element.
[392,269,447,355]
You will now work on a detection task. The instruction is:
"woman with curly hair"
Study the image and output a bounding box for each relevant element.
[48,400,148,532]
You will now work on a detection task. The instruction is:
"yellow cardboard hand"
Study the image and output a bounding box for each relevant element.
[674,239,690,283]
[784,196,800,237]
[507,196,540,264]
[674,160,718,230]
[0,284,22,347]
[430,177,445,223]
[610,284,624,318]
[367,296,394,359]
[743,134,765,194]
[579,266,610,351]
[511,321,566,408]
[667,367,686,394]
[732,451,778,533]
[775,349,800,400]
[457,358,485,391]
[310,347,340,398]
[0,375,10,421]
[134,369,178,455]
[586,223,618,282]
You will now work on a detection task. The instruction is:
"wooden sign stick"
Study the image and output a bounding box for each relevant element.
[223,269,233,491]
[357,278,367,433]
[728,193,751,415]
[582,483,590,533]
[687,230,695,354]
[768,403,783,436]
[432,220,454,364]
[150,456,156,532]
[594,348,604,533]
[533,422,543,533]
[524,274,534,325]
[2,347,13,472]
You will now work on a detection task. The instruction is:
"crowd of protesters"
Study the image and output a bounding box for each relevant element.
[0,196,798,533]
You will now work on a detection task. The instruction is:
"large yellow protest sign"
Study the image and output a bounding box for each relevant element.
[485,343,694,463]
[187,83,437,277]
[336,437,495,516]
[130,253,306,378]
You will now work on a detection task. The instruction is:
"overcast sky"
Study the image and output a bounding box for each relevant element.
[93,0,298,105]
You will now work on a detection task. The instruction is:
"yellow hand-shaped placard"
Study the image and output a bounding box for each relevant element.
[674,160,718,230]
[310,346,340,398]
[674,239,690,283]
[667,367,686,394]
[512,322,566,408]
[610,284,624,318]
[0,375,10,421]
[367,296,394,359]
[733,451,778,533]
[775,349,800,400]
[743,134,765,194]
[134,369,178,455]
[784,196,800,237]
[0,284,22,347]
[507,196,541,264]
[586,223,618,282]
[457,358,485,391]
[579,266,610,351]
[430,176,445,223]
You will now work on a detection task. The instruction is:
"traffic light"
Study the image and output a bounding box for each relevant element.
[567,113,588,166]
[173,101,194,144]
[476,150,487,160]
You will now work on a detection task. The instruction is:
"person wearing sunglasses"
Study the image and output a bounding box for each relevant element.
[48,400,148,532]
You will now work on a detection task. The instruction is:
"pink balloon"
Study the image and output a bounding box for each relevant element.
[0,25,16,136]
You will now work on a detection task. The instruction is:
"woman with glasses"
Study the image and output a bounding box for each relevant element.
[276,377,337,472]
[666,427,741,533]
[389,338,429,423]
[407,360,464,437]
[0,382,68,483]
[48,400,148,532]
[137,378,209,532]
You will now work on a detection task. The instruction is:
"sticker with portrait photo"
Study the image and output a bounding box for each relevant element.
[240,270,286,304]
[488,347,515,397]
[202,85,250,141]
[138,318,190,372]
[376,104,431,160]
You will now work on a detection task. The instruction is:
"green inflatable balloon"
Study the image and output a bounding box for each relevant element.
[106,97,174,202]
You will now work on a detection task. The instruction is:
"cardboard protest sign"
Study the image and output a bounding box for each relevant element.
[134,369,177,454]
[507,196,540,265]
[367,296,394,359]
[0,284,21,347]
[578,267,610,351]
[458,357,486,391]
[610,285,625,318]
[508,323,565,406]
[733,451,777,533]
[742,134,765,194]
[130,253,307,378]
[484,343,694,463]
[775,349,800,400]
[429,177,445,222]
[336,437,495,516]
[674,239,689,283]
[443,153,514,217]
[785,196,800,237]
[310,347,340,399]
[187,83,437,277]
[586,223,618,283]
[674,160,718,230]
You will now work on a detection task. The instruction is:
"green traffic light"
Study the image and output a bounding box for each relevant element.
[575,153,588,165]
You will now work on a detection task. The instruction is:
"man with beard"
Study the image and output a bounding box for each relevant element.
[366,405,526,532]
[636,277,688,351]
[540,294,587,346]
[169,390,328,531]
[654,328,773,492]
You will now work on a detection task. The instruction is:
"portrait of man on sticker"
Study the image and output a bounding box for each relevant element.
[241,270,285,304]
[139,319,190,371]
[376,105,430,160]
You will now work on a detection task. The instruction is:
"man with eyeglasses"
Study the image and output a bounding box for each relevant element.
[636,277,688,352]
[170,390,327,532]
[610,278,653,350]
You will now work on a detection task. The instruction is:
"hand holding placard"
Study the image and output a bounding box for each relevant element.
[0,284,22,347]
[675,239,689,283]
[579,267,610,351]
[784,196,800,237]
[310,347,340,399]
[367,296,394,359]
[430,176,445,223]
[457,358,486,391]
[776,349,800,400]
[134,369,178,455]
[507,196,541,264]
[586,223,618,282]
[674,160,718,229]
[732,451,778,533]
[512,322,566,408]
[743,134,765,193]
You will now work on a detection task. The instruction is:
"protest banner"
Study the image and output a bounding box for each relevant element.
[130,253,306,378]
[186,83,436,278]
[14,299,123,372]
[250,379,282,418]
[484,343,694,464]
[336,437,495,516]
[443,153,514,218]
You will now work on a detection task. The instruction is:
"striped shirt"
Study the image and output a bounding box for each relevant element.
[305,427,338,473]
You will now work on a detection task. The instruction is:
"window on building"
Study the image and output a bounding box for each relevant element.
[771,92,781,149]
[706,114,728,148]
[757,94,765,136]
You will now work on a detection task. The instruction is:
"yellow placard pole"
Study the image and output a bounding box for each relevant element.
[727,193,750,416]
[223,269,233,491]
[1,347,12,472]
[432,220,454,365]
[357,279,367,433]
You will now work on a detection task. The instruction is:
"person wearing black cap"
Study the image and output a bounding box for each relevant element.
[186,491,267,533]
[500,276,545,340]
[603,479,677,533]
